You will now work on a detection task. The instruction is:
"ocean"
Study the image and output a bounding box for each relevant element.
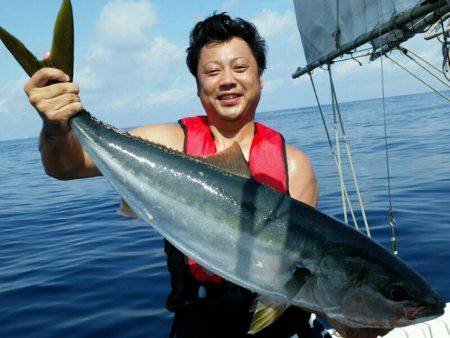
[0,91,449,337]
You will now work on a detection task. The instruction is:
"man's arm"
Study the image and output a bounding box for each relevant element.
[285,144,318,207]
[130,124,184,152]
[38,125,100,180]
[25,67,185,180]
[25,67,99,180]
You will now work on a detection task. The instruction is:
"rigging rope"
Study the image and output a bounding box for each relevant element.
[442,19,450,80]
[399,47,450,87]
[385,54,450,101]
[308,73,359,230]
[328,67,371,237]
[328,65,348,225]
[332,51,372,64]
[400,47,449,83]
[378,0,398,255]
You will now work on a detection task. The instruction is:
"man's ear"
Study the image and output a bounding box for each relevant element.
[196,78,200,97]
[259,73,264,90]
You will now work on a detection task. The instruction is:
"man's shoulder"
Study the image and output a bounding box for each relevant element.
[285,143,312,170]
[284,143,318,206]
[130,123,184,152]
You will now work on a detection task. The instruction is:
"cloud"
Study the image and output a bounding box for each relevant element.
[78,34,185,95]
[0,76,28,118]
[76,65,107,92]
[136,87,194,108]
[76,0,185,98]
[136,36,184,73]
[252,9,296,39]
[333,59,362,77]
[87,45,112,62]
[97,0,157,50]
[0,76,41,140]
[263,77,288,94]
[219,0,239,11]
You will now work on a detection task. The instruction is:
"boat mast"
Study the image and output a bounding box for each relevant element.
[292,0,450,78]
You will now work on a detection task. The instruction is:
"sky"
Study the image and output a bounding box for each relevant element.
[0,0,447,141]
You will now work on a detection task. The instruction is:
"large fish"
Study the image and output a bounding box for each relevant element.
[1,0,445,332]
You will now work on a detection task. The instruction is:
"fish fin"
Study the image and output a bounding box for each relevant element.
[117,199,139,219]
[284,266,312,298]
[0,26,43,77]
[197,142,251,178]
[248,297,288,334]
[248,266,312,334]
[0,0,74,79]
[49,0,74,79]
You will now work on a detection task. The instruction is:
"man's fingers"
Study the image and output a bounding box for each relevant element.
[24,67,70,93]
[43,101,83,125]
[46,82,79,99]
[35,94,81,117]
[29,82,79,102]
[50,102,84,122]
[43,51,51,61]
[23,67,83,127]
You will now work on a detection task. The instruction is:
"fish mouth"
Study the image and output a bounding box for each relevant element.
[404,301,445,321]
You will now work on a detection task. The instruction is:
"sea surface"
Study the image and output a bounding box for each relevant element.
[0,91,449,337]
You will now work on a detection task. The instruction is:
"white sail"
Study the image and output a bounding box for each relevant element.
[293,0,421,65]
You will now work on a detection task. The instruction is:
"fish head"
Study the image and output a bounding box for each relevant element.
[335,252,446,328]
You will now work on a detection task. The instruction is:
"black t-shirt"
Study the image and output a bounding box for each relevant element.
[164,240,315,338]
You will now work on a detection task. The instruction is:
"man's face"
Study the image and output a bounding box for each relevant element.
[196,37,263,129]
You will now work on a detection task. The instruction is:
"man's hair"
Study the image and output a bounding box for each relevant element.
[186,12,267,78]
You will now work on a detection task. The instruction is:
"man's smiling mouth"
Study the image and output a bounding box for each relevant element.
[218,93,242,104]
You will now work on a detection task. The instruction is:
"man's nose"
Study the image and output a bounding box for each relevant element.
[219,67,237,90]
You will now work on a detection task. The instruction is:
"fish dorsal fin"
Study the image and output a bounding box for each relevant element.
[248,297,288,334]
[197,142,251,178]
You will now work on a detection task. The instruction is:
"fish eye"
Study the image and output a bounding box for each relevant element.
[388,285,408,302]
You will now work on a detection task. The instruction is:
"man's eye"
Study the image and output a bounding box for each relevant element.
[234,65,247,72]
[206,69,220,76]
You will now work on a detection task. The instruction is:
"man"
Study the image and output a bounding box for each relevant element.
[24,12,386,338]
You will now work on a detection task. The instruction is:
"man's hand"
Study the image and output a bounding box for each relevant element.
[23,66,96,180]
[24,67,83,134]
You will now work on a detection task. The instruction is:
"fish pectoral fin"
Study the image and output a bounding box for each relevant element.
[248,297,288,334]
[198,142,251,178]
[284,266,312,298]
[248,268,312,334]
[117,199,139,219]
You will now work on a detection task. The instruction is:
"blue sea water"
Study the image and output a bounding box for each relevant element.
[0,91,449,337]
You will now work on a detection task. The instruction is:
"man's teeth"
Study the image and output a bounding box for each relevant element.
[221,94,239,100]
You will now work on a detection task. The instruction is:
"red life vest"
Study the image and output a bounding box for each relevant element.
[179,116,289,284]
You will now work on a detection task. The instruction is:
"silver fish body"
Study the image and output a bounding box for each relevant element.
[70,111,445,329]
